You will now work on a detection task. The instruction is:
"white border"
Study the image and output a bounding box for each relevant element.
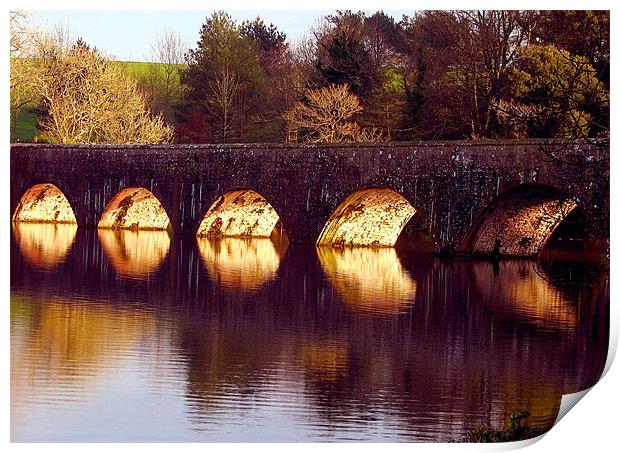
[3,1,617,451]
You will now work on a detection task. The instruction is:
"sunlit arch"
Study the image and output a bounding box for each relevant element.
[463,183,579,257]
[98,187,171,231]
[12,183,77,224]
[317,187,416,247]
[197,189,282,239]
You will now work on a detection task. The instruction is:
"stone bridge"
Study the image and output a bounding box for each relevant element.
[10,139,609,256]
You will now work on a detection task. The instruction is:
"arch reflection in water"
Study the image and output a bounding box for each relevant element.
[12,223,78,269]
[197,237,287,295]
[472,260,577,329]
[317,247,417,315]
[98,229,171,280]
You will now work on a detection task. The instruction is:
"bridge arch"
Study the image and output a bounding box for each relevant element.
[98,187,171,231]
[461,183,579,257]
[317,187,416,247]
[12,183,77,224]
[196,189,284,239]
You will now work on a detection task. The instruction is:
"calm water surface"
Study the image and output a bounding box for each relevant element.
[10,224,609,442]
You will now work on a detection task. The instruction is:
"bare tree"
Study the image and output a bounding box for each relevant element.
[24,29,173,144]
[403,11,533,140]
[146,30,187,121]
[284,84,383,143]
[10,11,32,55]
[208,64,240,143]
[10,11,36,139]
[451,11,531,139]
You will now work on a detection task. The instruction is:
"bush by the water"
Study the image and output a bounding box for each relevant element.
[462,410,552,442]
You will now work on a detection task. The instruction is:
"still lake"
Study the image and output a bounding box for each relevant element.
[10,224,608,442]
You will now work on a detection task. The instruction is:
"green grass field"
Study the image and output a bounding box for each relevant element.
[11,108,38,143]
[116,61,166,79]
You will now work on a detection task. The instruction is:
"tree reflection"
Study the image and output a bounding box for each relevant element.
[300,339,349,383]
[10,229,609,441]
[11,296,155,410]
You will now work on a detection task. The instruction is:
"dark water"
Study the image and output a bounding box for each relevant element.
[10,224,609,442]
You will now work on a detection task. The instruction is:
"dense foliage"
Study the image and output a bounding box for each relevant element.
[177,10,608,143]
[177,12,296,143]
[11,10,610,144]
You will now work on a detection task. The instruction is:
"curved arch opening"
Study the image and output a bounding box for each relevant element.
[463,183,578,257]
[544,208,589,249]
[196,189,283,239]
[98,187,171,231]
[13,183,77,224]
[317,187,416,247]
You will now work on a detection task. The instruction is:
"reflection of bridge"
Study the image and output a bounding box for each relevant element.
[11,224,605,328]
[11,140,608,256]
[11,225,609,439]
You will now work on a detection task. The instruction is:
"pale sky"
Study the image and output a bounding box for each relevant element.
[30,10,411,62]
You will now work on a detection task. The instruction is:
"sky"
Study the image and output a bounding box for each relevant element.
[29,10,411,62]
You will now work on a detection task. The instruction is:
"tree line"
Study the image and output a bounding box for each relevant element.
[10,10,609,145]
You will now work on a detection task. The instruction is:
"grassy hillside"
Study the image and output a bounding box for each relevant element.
[116,61,166,79]
[117,61,187,81]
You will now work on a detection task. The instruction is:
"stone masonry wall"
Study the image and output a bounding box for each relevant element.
[10,140,609,255]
